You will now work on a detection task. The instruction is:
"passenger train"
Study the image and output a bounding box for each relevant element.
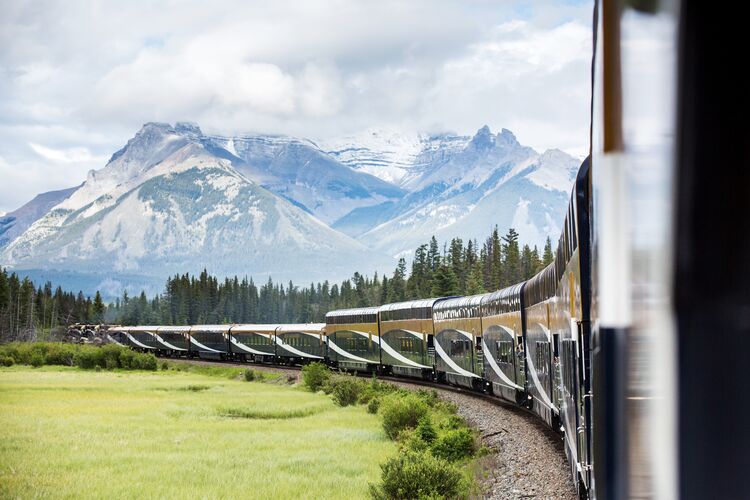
[102,1,750,499]
[108,159,595,495]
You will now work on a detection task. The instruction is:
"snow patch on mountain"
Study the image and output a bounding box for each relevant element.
[319,128,469,187]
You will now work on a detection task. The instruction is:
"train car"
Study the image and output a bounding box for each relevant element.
[227,324,278,363]
[432,295,486,390]
[114,326,160,352]
[274,323,327,364]
[188,325,230,358]
[152,326,190,356]
[378,299,445,379]
[551,160,593,492]
[106,326,129,347]
[325,307,380,372]
[479,284,525,404]
[522,264,559,427]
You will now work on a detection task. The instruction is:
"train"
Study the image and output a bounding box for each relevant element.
[92,1,750,499]
[106,157,595,496]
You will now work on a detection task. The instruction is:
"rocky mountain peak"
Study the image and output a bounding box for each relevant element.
[469,125,495,150]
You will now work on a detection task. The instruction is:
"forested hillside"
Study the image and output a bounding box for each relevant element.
[0,226,553,339]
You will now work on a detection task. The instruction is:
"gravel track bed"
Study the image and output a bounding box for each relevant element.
[167,359,576,498]
[386,381,577,499]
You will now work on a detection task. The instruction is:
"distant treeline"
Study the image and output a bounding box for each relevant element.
[0,269,105,342]
[0,226,553,339]
[108,227,553,326]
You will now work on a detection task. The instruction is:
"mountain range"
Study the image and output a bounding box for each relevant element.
[0,122,580,297]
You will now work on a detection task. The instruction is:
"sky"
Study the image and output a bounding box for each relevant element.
[0,0,593,213]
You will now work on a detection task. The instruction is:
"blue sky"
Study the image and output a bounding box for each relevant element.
[0,0,593,213]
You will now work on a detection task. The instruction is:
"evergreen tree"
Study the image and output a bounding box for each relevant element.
[502,228,522,286]
[431,263,460,297]
[465,263,486,295]
[543,236,554,266]
[92,291,105,323]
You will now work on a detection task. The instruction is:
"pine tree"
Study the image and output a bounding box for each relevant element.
[431,263,460,297]
[465,263,485,295]
[92,291,105,323]
[502,228,522,287]
[543,236,554,266]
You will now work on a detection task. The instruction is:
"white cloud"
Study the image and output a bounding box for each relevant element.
[0,0,594,210]
[29,142,106,164]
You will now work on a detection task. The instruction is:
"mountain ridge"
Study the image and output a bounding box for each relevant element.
[1,122,580,295]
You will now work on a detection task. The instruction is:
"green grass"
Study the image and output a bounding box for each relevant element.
[0,365,396,499]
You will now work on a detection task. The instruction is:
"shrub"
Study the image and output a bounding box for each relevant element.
[301,362,330,392]
[367,397,380,414]
[431,428,477,462]
[135,352,157,371]
[415,416,437,444]
[380,394,429,440]
[328,374,367,407]
[369,450,464,500]
[44,344,76,366]
[1,356,14,367]
[244,369,256,381]
[414,389,440,407]
[74,350,100,370]
[161,361,169,371]
[95,365,102,372]
[119,349,135,369]
[397,428,429,453]
[440,414,465,431]
[29,352,45,368]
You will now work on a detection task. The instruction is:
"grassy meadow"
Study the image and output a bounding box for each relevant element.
[0,365,396,499]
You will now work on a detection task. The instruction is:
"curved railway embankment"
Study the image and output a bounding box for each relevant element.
[169,359,576,499]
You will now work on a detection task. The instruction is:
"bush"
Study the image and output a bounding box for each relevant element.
[0,342,157,371]
[301,362,330,392]
[244,369,256,381]
[367,397,380,414]
[369,450,464,500]
[74,350,100,370]
[380,394,429,440]
[0,356,14,367]
[431,428,477,462]
[415,416,437,444]
[397,428,429,453]
[161,361,169,371]
[328,374,367,407]
[29,352,45,367]
[95,365,102,372]
[135,352,157,371]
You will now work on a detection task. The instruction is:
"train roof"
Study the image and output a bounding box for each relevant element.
[481,283,525,304]
[325,307,380,318]
[379,298,446,313]
[188,324,232,332]
[433,294,485,311]
[230,324,283,334]
[110,325,162,332]
[274,323,325,334]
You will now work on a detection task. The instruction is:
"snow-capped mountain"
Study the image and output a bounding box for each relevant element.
[319,128,469,187]
[203,132,404,225]
[0,124,389,289]
[0,122,580,296]
[0,184,79,248]
[354,128,580,257]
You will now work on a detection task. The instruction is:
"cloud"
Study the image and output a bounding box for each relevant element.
[0,0,594,209]
[29,142,106,163]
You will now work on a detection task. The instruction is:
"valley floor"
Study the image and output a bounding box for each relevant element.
[0,366,395,498]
